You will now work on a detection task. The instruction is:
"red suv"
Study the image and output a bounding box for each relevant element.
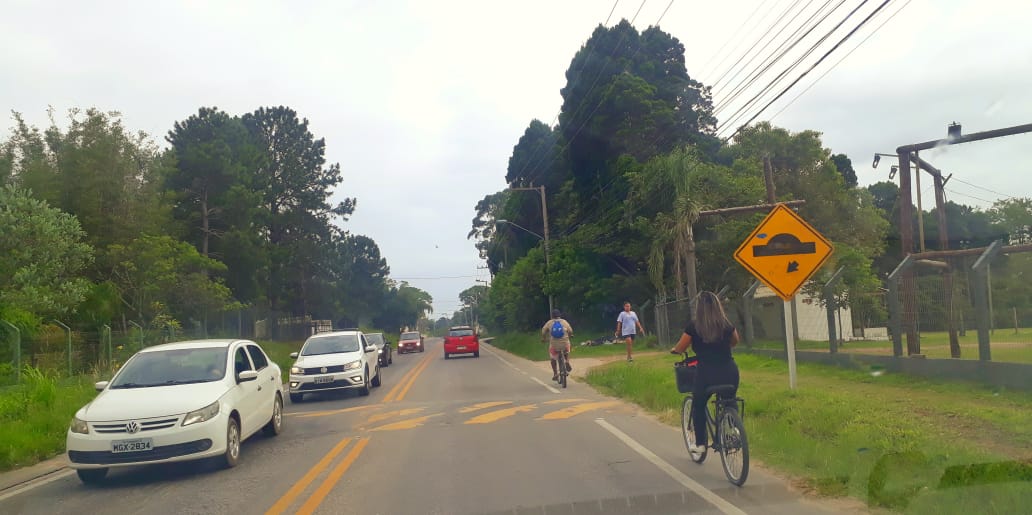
[397,331,424,354]
[443,326,479,359]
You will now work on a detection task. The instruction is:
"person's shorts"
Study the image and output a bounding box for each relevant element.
[621,333,636,341]
[549,343,571,359]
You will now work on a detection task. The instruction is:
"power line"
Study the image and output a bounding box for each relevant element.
[716,0,871,133]
[656,0,676,24]
[700,0,779,81]
[712,0,843,117]
[950,177,1020,201]
[768,0,913,122]
[711,0,807,94]
[945,188,995,206]
[722,0,895,141]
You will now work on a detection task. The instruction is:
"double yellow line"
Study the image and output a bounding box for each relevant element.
[382,350,434,403]
[266,349,437,514]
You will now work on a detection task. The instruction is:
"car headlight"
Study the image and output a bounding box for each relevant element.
[182,401,221,427]
[378,348,384,353]
[343,360,362,371]
[290,365,304,375]
[70,417,89,434]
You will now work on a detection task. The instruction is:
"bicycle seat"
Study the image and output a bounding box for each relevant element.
[706,384,737,397]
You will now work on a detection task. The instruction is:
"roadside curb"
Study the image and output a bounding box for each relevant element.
[0,454,70,494]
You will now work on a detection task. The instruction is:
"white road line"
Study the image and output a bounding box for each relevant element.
[485,346,560,394]
[0,469,75,502]
[531,377,561,394]
[595,418,749,515]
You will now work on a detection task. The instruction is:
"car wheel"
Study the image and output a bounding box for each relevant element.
[444,352,449,359]
[371,366,382,387]
[76,468,108,484]
[474,351,480,358]
[219,417,241,469]
[388,351,393,364]
[263,394,283,437]
[419,347,425,353]
[359,370,371,396]
[289,393,304,403]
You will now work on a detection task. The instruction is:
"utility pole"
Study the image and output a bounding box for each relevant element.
[509,185,553,315]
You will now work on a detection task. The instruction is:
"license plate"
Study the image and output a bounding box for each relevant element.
[457,346,466,350]
[314,376,334,384]
[112,438,152,453]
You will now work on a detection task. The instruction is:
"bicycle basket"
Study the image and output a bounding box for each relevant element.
[673,356,699,394]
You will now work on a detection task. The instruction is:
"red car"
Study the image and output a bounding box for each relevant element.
[397,331,424,354]
[443,326,479,359]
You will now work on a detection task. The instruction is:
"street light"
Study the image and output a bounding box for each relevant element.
[873,153,899,179]
[496,218,553,315]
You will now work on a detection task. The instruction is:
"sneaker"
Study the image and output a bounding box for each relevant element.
[566,363,573,372]
[552,374,559,382]
[688,443,707,454]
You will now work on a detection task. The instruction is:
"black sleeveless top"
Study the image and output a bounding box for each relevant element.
[684,322,735,365]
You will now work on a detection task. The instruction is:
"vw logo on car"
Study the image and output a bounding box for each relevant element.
[125,421,140,434]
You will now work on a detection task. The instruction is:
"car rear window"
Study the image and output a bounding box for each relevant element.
[365,333,384,346]
[448,329,474,337]
[401,332,420,340]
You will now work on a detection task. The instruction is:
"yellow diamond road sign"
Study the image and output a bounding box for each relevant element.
[734,204,833,301]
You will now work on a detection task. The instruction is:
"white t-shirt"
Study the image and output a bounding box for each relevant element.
[617,311,640,336]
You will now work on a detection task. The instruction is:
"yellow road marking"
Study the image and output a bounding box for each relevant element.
[383,351,434,403]
[296,438,371,515]
[464,404,537,425]
[293,404,380,419]
[537,401,621,420]
[264,437,353,515]
[391,352,434,402]
[458,401,512,413]
[363,407,425,425]
[543,398,587,405]
[369,413,442,432]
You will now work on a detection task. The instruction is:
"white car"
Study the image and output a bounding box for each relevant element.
[66,339,284,484]
[287,330,381,403]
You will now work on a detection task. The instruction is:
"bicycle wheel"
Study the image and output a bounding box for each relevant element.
[558,352,568,388]
[717,407,749,486]
[680,396,706,463]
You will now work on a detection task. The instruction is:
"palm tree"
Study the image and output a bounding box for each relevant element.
[642,148,702,300]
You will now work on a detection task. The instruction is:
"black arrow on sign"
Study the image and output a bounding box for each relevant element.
[787,261,800,273]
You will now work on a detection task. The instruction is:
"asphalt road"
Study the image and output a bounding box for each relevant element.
[0,338,859,515]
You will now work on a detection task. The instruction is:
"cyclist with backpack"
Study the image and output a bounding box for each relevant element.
[541,309,574,382]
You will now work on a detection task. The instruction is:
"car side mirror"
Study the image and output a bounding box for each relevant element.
[366,346,377,353]
[94,381,109,392]
[237,370,259,383]
[289,352,299,359]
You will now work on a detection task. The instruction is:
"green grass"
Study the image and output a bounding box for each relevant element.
[488,332,660,361]
[0,367,100,471]
[753,330,1032,364]
[584,351,1032,513]
[260,340,303,382]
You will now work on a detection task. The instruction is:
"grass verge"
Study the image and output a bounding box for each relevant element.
[584,351,1032,513]
[489,332,660,361]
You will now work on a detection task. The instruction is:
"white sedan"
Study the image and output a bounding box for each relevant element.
[66,339,284,484]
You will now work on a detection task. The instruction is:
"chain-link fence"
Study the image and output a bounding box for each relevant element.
[0,307,335,385]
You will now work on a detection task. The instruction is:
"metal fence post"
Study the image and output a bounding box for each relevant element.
[51,320,72,376]
[823,267,846,354]
[102,324,112,366]
[887,255,915,357]
[742,281,760,347]
[972,240,1003,361]
[1,321,20,383]
[128,320,143,350]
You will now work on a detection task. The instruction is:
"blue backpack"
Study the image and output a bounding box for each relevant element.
[550,320,565,338]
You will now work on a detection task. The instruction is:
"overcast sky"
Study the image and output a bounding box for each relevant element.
[3,0,1030,316]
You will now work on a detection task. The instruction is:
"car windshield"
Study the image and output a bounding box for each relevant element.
[448,329,473,337]
[110,347,229,388]
[365,333,384,346]
[401,332,420,340]
[302,334,361,355]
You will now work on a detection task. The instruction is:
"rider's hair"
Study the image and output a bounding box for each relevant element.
[551,309,562,318]
[694,291,733,344]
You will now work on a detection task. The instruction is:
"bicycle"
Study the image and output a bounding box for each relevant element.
[675,354,749,486]
[555,348,569,388]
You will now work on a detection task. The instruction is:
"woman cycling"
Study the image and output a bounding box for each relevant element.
[669,291,740,454]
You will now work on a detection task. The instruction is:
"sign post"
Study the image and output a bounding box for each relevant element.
[734,204,833,389]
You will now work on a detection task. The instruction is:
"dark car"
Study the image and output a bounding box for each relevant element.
[365,332,393,367]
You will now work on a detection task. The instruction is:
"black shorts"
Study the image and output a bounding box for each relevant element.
[622,334,636,341]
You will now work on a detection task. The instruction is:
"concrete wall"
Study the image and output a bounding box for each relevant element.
[753,286,855,342]
[746,349,1032,391]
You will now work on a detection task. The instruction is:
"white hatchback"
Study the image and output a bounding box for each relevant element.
[66,339,284,484]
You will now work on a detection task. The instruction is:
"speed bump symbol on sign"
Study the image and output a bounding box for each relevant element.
[734,204,833,301]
